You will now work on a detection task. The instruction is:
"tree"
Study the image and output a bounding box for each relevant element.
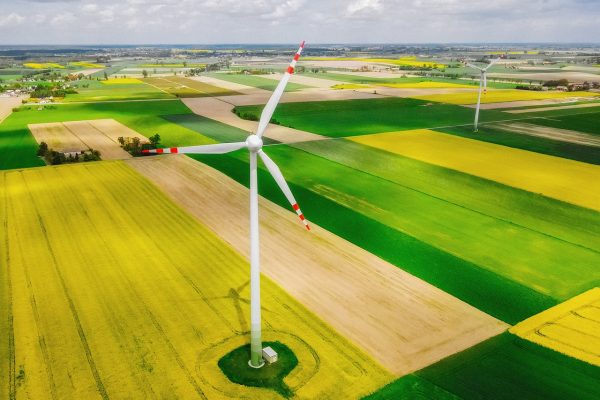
[142,70,148,78]
[149,134,161,148]
[103,71,108,80]
[37,141,48,156]
[117,136,125,146]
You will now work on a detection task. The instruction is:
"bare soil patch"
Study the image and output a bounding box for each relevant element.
[491,122,600,147]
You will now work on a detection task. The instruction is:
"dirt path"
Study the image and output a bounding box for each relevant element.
[506,102,600,113]
[128,155,507,376]
[0,96,24,124]
[181,97,326,144]
[491,122,600,147]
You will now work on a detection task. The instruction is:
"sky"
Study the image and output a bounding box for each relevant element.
[0,0,599,45]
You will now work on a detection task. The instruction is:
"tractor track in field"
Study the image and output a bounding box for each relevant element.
[74,165,208,400]
[11,195,59,399]
[23,174,109,400]
[3,174,16,400]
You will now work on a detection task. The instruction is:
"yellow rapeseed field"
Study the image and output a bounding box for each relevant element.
[101,78,144,85]
[510,288,600,367]
[0,162,391,400]
[380,82,476,89]
[23,63,65,69]
[70,61,104,68]
[350,129,600,211]
[303,56,446,68]
[412,89,599,105]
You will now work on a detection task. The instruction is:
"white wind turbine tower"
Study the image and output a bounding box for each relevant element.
[143,41,309,368]
[465,58,501,132]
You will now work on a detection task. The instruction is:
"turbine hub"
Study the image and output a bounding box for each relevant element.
[246,135,263,152]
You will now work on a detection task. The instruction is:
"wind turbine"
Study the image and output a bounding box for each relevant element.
[465,58,501,132]
[143,41,309,368]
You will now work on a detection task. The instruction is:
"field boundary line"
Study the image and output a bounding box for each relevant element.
[24,174,109,400]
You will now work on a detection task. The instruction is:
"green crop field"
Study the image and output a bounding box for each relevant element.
[162,113,279,145]
[0,161,390,399]
[365,333,600,400]
[234,98,515,137]
[207,73,311,92]
[0,100,208,170]
[64,80,174,102]
[520,110,600,136]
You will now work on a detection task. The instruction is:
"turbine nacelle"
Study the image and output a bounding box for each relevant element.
[246,135,263,152]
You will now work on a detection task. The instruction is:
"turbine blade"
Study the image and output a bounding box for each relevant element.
[466,63,483,71]
[255,41,305,139]
[142,142,246,155]
[258,150,310,230]
[485,58,501,71]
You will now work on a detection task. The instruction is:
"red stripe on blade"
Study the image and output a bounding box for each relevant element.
[299,214,305,221]
[156,148,164,154]
[287,66,294,74]
[300,41,305,48]
[292,203,299,211]
[293,54,300,61]
[142,149,150,153]
[170,147,178,153]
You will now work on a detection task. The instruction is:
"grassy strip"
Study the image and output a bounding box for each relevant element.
[521,111,600,137]
[191,153,557,324]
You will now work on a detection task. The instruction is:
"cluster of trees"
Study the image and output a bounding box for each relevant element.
[30,84,77,98]
[37,142,101,165]
[118,134,161,156]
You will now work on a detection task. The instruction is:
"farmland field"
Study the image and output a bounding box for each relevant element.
[510,288,600,367]
[193,139,600,323]
[350,129,600,210]
[303,56,446,68]
[65,80,173,102]
[0,161,391,399]
[143,77,239,97]
[366,333,600,400]
[234,98,514,138]
[207,73,311,92]
[413,90,599,105]
[0,100,206,170]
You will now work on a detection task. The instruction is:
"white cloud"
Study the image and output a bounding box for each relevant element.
[0,13,25,27]
[346,0,384,17]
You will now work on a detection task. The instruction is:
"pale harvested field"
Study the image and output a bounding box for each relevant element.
[492,122,600,147]
[506,102,600,113]
[181,98,326,144]
[300,60,390,70]
[488,71,600,83]
[28,119,141,160]
[510,288,600,367]
[190,75,267,93]
[473,98,595,110]
[356,86,478,98]
[129,155,508,376]
[0,96,24,124]
[351,129,600,211]
[326,70,409,79]
[87,119,150,144]
[63,121,133,160]
[217,87,380,106]
[72,68,103,76]
[28,122,86,153]
[260,73,342,88]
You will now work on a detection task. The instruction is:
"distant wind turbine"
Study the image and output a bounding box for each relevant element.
[465,58,501,132]
[143,41,309,368]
